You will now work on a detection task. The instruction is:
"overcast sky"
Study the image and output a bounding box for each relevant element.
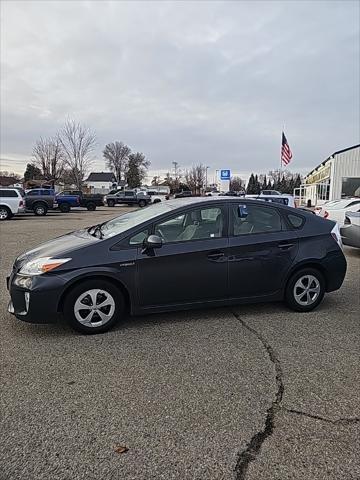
[1,0,359,181]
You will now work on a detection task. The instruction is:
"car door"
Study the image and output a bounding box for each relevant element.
[228,203,299,298]
[136,204,229,307]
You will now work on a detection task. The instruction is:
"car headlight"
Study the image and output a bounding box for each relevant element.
[19,257,71,276]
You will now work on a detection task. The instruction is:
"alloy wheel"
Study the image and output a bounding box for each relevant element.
[0,208,9,220]
[293,275,321,306]
[74,289,115,327]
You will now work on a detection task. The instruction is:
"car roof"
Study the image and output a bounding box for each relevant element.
[163,196,297,211]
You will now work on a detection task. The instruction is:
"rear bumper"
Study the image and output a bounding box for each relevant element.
[322,250,347,292]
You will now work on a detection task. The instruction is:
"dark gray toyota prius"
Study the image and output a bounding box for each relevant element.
[7,198,347,334]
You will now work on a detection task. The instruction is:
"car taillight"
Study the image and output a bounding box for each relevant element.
[324,210,329,219]
[331,224,343,249]
[19,200,24,207]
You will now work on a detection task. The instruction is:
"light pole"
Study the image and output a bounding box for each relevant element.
[205,166,209,192]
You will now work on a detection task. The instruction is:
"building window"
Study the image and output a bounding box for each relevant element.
[341,177,360,197]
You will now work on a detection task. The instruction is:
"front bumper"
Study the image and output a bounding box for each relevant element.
[7,273,64,324]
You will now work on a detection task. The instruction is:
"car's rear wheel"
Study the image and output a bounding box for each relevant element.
[107,200,115,207]
[0,206,12,220]
[285,268,325,312]
[87,203,96,211]
[64,279,124,334]
[59,203,70,213]
[33,203,48,216]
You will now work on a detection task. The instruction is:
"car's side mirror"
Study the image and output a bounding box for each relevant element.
[144,234,163,249]
[238,204,248,219]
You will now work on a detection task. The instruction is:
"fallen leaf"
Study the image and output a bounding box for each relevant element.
[114,445,129,454]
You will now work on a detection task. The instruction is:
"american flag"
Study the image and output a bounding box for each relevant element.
[281,132,293,166]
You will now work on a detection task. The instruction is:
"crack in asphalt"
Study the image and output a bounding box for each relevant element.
[282,408,360,425]
[231,311,284,480]
[231,310,359,479]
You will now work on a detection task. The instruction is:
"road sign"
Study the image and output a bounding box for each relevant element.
[220,169,231,180]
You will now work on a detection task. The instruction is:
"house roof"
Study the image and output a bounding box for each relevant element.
[305,144,360,179]
[86,172,117,182]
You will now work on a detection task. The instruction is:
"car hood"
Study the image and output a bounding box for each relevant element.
[14,229,98,268]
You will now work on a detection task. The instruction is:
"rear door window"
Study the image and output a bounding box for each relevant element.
[231,204,283,236]
[0,189,18,197]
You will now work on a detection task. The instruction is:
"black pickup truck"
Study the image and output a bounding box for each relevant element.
[105,190,151,207]
[56,191,104,212]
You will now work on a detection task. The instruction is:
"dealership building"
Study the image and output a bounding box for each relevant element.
[295,144,360,206]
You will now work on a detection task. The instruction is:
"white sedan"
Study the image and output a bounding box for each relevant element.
[315,198,360,225]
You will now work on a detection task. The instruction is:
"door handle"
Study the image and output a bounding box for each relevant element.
[207,250,225,261]
[278,242,295,250]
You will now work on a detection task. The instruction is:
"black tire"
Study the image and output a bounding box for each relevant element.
[138,199,146,208]
[64,279,125,334]
[0,206,12,221]
[285,267,325,312]
[153,199,161,204]
[107,200,115,207]
[87,203,96,211]
[59,203,70,213]
[33,203,48,216]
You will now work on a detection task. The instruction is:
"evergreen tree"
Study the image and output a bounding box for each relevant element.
[24,163,43,182]
[246,173,255,194]
[254,174,261,194]
[261,174,267,191]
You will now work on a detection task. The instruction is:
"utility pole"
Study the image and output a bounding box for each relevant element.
[172,161,180,190]
[205,166,209,191]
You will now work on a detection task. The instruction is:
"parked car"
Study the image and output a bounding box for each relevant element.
[25,188,58,216]
[246,194,296,208]
[7,197,346,334]
[105,190,151,208]
[340,211,360,248]
[0,187,26,220]
[260,190,281,196]
[315,198,360,225]
[145,190,170,203]
[56,191,104,212]
[174,190,192,198]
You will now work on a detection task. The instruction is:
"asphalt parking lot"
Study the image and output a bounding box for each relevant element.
[0,207,359,480]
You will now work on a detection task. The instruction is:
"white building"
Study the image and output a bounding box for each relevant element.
[85,172,117,194]
[295,144,360,206]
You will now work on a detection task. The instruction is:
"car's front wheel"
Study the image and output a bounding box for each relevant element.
[107,200,115,207]
[64,279,124,334]
[138,199,146,207]
[285,268,325,312]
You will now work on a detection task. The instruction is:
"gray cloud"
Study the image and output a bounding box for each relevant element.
[1,0,359,179]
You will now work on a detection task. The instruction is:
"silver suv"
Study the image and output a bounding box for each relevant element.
[0,187,26,221]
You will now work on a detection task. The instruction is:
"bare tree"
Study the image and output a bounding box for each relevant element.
[229,176,245,191]
[103,141,131,183]
[59,120,96,189]
[32,136,65,183]
[184,163,206,195]
[151,175,160,186]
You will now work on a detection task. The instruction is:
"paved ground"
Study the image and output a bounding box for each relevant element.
[0,207,359,480]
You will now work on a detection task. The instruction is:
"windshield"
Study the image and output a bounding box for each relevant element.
[100,202,175,238]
